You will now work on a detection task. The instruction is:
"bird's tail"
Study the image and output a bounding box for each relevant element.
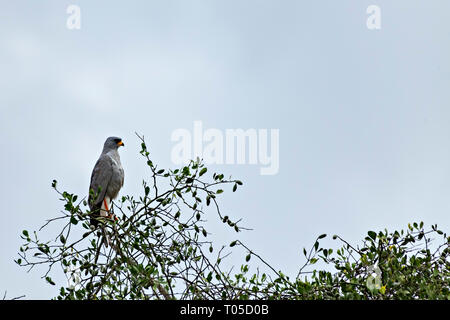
[101,227,111,248]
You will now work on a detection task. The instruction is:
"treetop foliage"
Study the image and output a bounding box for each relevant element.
[16,135,450,300]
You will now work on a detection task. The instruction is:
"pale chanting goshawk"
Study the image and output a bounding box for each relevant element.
[88,136,125,228]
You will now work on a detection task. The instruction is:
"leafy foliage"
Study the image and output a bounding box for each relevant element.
[16,136,449,300]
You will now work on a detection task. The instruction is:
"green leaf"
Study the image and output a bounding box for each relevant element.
[70,216,78,225]
[230,241,237,247]
[216,189,224,194]
[318,234,327,239]
[186,177,194,184]
[368,231,377,240]
[314,241,319,251]
[199,168,207,176]
[246,254,251,262]
[59,235,66,244]
[45,276,56,286]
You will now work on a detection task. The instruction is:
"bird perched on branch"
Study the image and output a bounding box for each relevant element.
[88,136,125,229]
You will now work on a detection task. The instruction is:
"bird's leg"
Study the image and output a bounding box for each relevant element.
[103,198,118,222]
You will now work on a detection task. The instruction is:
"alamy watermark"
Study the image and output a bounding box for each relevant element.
[66,5,81,30]
[171,121,280,175]
[367,5,381,30]
[64,5,381,31]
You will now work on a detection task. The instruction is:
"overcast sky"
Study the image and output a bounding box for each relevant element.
[1,0,449,299]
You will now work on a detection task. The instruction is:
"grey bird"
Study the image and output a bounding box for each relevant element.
[88,136,125,228]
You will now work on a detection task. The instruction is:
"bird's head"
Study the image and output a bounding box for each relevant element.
[103,136,125,151]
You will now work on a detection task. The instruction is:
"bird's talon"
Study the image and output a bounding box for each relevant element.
[106,213,119,222]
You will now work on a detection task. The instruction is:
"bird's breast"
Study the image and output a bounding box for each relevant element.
[106,153,124,199]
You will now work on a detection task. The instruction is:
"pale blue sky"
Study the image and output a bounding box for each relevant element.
[1,1,449,299]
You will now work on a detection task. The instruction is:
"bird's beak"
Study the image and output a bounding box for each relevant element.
[118,141,124,147]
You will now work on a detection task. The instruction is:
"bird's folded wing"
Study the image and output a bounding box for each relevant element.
[88,155,113,208]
